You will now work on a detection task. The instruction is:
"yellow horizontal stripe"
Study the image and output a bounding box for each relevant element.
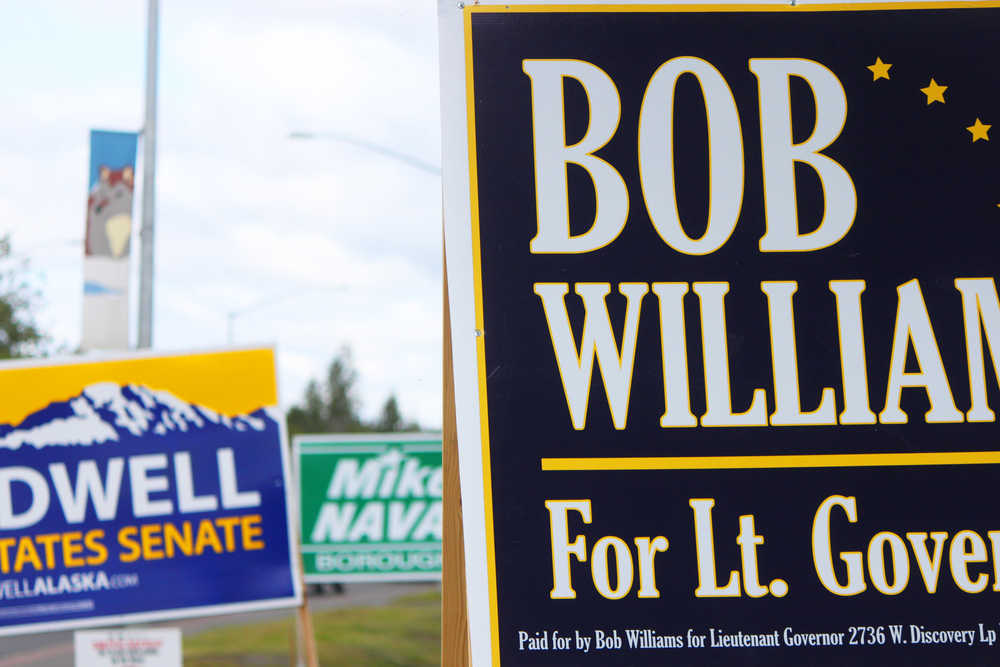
[542,451,1000,471]
[468,2,1000,13]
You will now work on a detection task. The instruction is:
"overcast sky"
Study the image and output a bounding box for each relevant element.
[0,0,443,427]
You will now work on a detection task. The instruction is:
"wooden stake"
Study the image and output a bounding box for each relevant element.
[297,593,319,667]
[293,478,320,667]
[442,253,472,665]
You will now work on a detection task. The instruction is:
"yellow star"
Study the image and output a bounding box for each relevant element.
[967,118,991,142]
[867,57,892,81]
[920,78,947,105]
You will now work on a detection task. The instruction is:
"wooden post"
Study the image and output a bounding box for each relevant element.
[296,596,319,667]
[442,254,471,665]
[292,455,320,667]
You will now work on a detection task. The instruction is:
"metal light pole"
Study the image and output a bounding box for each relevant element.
[137,0,158,348]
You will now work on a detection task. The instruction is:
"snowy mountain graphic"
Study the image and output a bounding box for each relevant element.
[0,383,279,450]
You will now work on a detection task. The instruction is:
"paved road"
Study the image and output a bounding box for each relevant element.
[0,582,438,667]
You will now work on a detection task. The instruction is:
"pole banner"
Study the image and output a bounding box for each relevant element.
[82,129,138,351]
[0,347,302,636]
[295,434,443,583]
[439,1,1000,664]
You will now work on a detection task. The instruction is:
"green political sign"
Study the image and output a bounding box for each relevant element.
[294,434,442,582]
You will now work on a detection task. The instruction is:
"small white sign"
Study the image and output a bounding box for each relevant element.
[74,628,181,667]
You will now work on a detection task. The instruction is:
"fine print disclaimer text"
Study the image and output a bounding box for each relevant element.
[516,623,1000,653]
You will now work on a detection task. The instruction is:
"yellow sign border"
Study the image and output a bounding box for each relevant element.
[467,0,1000,12]
[543,451,1000,470]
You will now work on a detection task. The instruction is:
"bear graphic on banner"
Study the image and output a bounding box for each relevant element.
[86,164,134,259]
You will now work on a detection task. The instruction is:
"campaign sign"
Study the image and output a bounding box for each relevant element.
[296,434,442,583]
[0,348,301,636]
[440,1,1000,665]
[74,628,181,667]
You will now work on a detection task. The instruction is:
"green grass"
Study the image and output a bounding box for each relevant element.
[183,591,441,666]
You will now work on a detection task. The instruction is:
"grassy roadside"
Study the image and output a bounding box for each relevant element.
[183,591,441,666]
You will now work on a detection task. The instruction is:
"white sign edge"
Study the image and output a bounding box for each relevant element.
[0,596,300,638]
[438,2,493,665]
[304,572,443,584]
[293,433,444,445]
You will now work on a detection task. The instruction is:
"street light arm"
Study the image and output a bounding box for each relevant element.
[288,130,441,175]
[229,289,312,320]
[226,285,348,343]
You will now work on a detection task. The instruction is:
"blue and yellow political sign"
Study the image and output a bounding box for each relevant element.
[0,347,301,636]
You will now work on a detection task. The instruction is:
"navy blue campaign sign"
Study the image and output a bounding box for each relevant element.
[442,1,1000,664]
[0,348,301,636]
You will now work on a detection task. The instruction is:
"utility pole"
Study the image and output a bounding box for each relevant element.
[138,0,158,348]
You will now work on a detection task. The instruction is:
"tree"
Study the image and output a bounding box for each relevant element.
[374,394,423,432]
[374,394,403,432]
[287,346,423,437]
[285,379,327,436]
[323,348,363,432]
[287,346,365,437]
[0,236,45,359]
